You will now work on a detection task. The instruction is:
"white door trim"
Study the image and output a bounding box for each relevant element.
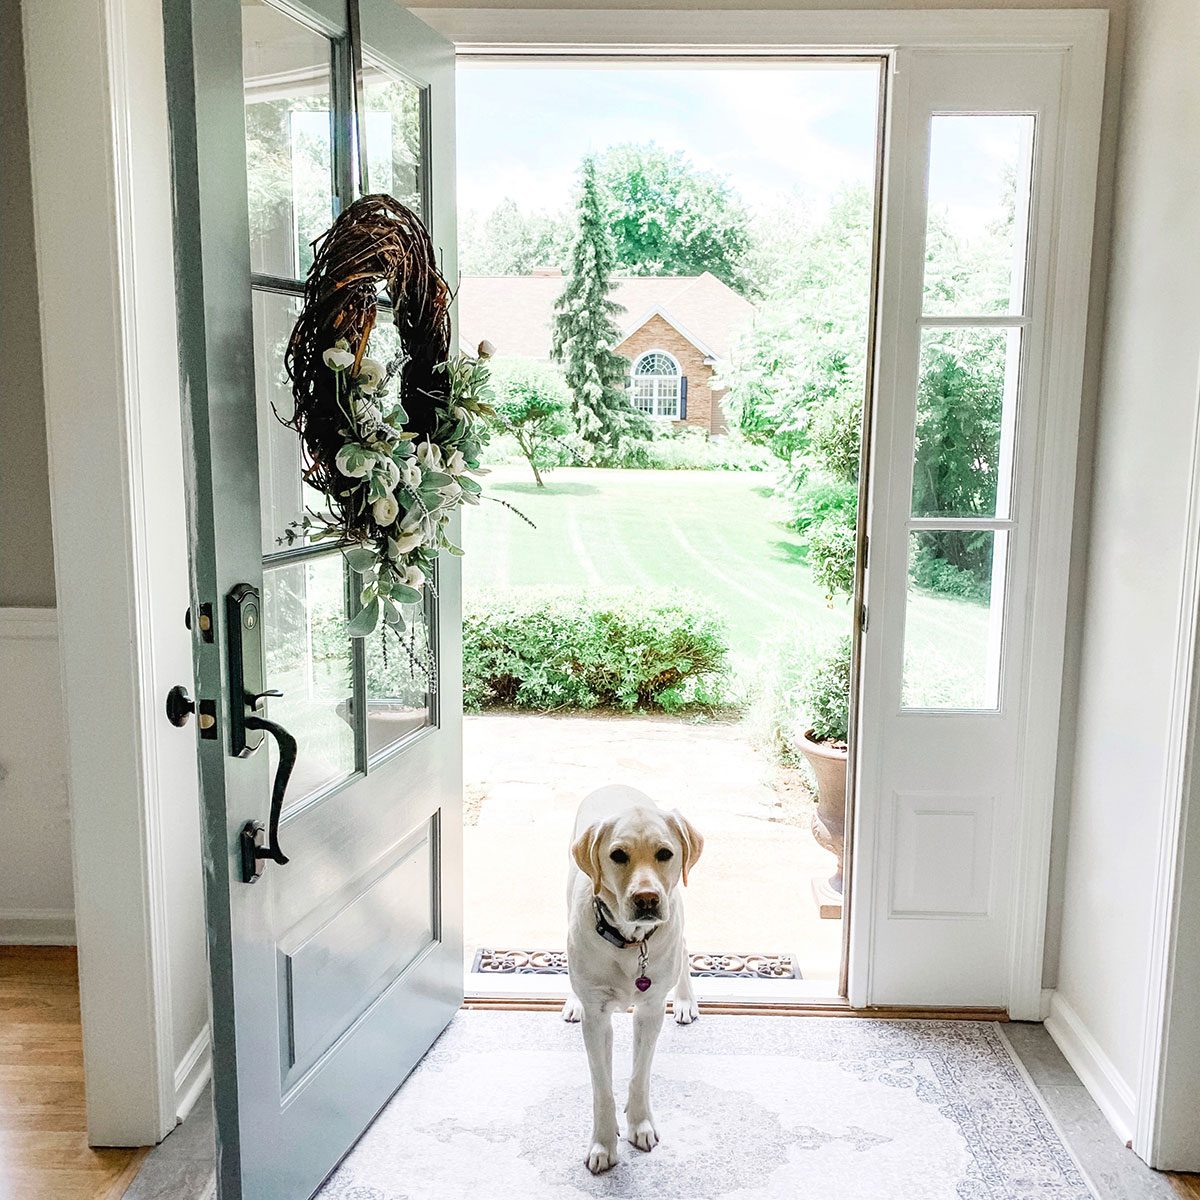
[22,0,204,1146]
[1133,356,1200,1165]
[422,5,1107,1020]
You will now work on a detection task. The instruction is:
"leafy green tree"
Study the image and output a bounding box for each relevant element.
[459,200,573,276]
[595,144,752,292]
[487,359,572,487]
[551,158,650,464]
[909,330,1006,597]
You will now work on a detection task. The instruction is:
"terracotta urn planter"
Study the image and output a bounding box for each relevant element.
[798,729,848,919]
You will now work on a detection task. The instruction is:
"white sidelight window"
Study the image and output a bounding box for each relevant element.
[631,350,682,418]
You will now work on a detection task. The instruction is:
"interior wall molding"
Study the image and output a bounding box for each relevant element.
[0,606,58,640]
[174,1025,212,1124]
[0,908,76,946]
[1045,991,1136,1146]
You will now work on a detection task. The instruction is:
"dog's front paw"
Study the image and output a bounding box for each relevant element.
[561,993,584,1023]
[586,1138,619,1174]
[673,995,700,1025]
[627,1116,659,1152]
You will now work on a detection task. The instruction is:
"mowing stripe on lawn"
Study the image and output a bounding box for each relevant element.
[662,508,795,624]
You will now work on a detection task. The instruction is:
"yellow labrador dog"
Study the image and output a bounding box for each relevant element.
[562,784,704,1174]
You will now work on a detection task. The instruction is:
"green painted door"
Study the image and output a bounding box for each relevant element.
[164,2,461,1196]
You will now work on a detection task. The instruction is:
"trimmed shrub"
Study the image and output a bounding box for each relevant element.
[463,588,731,713]
[636,426,771,472]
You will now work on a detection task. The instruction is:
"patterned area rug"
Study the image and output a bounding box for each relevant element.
[318,1012,1095,1200]
[472,948,801,980]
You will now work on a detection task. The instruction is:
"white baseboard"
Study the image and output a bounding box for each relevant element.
[174,1025,212,1124]
[1045,991,1137,1144]
[0,908,76,945]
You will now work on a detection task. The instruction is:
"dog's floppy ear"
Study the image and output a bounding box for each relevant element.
[571,820,610,895]
[666,810,704,886]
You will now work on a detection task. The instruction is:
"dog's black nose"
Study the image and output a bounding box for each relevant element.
[632,891,660,915]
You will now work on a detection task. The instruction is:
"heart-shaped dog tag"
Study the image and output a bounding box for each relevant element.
[635,975,652,992]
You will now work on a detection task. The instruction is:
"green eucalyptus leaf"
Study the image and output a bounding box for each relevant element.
[390,583,423,605]
[347,597,381,637]
[344,547,376,573]
[423,471,454,488]
[458,476,482,495]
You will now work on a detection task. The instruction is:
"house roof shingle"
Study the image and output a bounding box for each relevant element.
[456,271,754,362]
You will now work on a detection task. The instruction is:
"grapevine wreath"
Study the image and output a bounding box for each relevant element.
[282,194,494,657]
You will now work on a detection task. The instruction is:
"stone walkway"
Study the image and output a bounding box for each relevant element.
[463,713,844,983]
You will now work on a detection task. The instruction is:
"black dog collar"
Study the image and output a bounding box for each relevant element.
[593,897,656,991]
[593,897,653,950]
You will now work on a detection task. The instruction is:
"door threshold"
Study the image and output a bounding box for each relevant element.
[462,994,1009,1021]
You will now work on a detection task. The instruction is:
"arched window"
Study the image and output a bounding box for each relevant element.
[631,350,682,419]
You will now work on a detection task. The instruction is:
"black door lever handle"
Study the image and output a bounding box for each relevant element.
[239,714,296,881]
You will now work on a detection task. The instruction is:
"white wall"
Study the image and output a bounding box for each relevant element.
[0,610,73,943]
[22,0,210,1142]
[1050,0,1200,1166]
[0,0,71,947]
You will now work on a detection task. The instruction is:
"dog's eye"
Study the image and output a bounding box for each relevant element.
[656,848,674,862]
[610,849,630,864]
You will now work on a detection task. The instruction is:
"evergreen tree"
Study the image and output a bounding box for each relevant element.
[551,158,650,463]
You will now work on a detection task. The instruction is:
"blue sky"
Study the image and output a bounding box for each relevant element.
[455,64,882,217]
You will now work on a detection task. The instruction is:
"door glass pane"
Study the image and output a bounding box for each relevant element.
[263,554,356,805]
[902,530,1007,710]
[911,326,1020,520]
[362,60,424,216]
[365,593,434,759]
[253,290,331,554]
[242,0,334,279]
[922,114,1035,316]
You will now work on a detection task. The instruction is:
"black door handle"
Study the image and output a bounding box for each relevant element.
[239,713,296,882]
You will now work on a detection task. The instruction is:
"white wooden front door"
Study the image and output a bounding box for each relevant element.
[853,44,1103,1013]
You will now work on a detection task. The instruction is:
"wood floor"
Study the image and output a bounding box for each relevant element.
[1,944,1198,1199]
[0,947,147,1200]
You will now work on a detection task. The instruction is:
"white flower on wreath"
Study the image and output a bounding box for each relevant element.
[323,340,355,372]
[403,564,425,590]
[374,456,401,489]
[354,397,382,428]
[445,449,467,476]
[389,523,425,554]
[372,494,400,526]
[416,440,443,471]
[399,459,423,490]
[355,357,385,393]
[335,444,375,478]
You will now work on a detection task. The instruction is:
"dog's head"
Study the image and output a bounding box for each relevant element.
[571,806,704,927]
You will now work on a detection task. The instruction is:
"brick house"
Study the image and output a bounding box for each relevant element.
[456,269,755,435]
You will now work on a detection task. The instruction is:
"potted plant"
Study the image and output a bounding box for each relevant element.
[797,634,852,918]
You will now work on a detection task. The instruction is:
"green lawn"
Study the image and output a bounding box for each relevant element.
[462,465,992,702]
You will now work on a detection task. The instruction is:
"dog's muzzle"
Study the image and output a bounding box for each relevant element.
[629,891,663,922]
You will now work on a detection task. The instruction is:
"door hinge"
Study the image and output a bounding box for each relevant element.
[859,603,869,632]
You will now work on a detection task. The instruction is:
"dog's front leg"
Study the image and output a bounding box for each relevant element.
[626,1000,665,1151]
[581,1007,619,1173]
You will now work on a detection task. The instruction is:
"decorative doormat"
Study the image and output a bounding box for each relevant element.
[318,1013,1097,1199]
[472,948,801,980]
